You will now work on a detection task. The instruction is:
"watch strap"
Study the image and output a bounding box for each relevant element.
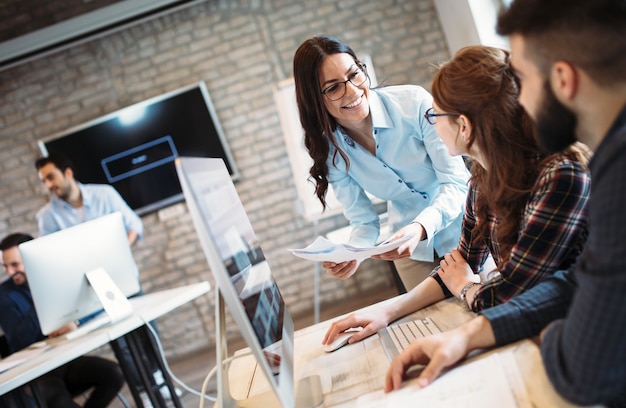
[459,282,480,311]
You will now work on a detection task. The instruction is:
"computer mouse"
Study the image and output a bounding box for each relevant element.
[322,329,361,353]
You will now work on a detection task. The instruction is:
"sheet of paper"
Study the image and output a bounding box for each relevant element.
[295,329,391,407]
[355,350,532,408]
[288,234,415,263]
[0,344,50,373]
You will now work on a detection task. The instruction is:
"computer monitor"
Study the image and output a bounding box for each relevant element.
[175,157,322,407]
[19,212,141,335]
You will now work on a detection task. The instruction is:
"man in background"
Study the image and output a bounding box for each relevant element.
[34,152,180,406]
[384,1,626,407]
[35,152,143,245]
[0,233,125,408]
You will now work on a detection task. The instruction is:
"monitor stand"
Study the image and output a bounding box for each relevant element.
[65,267,134,340]
[85,267,134,321]
[215,288,323,408]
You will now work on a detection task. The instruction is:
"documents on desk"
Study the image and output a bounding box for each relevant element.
[288,234,414,263]
[292,324,530,408]
[228,294,600,408]
[356,350,532,408]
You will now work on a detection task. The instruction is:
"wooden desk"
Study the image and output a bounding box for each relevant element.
[226,295,602,407]
[0,281,211,407]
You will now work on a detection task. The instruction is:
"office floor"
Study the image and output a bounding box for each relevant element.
[108,284,398,408]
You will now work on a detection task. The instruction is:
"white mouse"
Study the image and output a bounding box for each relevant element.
[322,329,361,353]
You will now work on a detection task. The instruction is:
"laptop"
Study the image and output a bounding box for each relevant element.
[378,317,442,361]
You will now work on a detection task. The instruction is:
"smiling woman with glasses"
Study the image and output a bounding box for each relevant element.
[321,64,369,101]
[293,34,470,294]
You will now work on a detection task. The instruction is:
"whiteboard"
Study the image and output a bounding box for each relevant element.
[274,77,342,222]
[274,56,378,222]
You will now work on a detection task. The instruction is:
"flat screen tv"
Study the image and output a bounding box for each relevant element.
[39,82,239,215]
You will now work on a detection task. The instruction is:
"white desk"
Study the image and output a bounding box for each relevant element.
[0,281,211,406]
[226,295,602,407]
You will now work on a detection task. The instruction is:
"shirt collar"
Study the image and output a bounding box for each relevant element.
[368,89,394,131]
[76,183,93,206]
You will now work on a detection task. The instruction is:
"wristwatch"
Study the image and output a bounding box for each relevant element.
[459,282,480,312]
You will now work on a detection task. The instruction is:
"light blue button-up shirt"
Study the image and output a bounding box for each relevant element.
[327,85,469,261]
[36,183,143,240]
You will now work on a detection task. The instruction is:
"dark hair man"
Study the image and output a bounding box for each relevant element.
[0,233,124,407]
[35,152,143,246]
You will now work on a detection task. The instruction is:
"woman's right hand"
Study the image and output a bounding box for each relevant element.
[322,309,391,346]
[322,259,360,279]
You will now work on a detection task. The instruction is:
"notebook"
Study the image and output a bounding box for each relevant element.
[378,317,442,361]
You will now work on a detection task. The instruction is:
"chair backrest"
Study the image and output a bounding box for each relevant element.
[0,333,10,358]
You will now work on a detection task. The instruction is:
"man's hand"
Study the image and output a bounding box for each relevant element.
[384,316,496,392]
[372,222,426,261]
[48,321,78,338]
[322,309,392,346]
[322,259,360,280]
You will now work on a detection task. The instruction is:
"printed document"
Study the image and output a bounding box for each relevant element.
[288,234,414,263]
[355,350,532,408]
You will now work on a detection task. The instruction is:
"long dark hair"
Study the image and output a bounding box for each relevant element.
[293,35,363,209]
[431,45,588,266]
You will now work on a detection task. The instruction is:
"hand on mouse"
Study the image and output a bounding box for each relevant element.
[322,309,392,347]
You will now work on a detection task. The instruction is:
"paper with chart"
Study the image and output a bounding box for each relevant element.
[355,350,532,408]
[288,234,415,263]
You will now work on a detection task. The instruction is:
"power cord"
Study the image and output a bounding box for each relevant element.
[142,319,251,406]
[198,354,248,408]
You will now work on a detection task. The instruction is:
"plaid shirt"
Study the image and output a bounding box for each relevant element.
[433,153,590,311]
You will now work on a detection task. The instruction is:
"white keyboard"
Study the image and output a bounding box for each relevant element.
[65,313,112,340]
[378,317,442,360]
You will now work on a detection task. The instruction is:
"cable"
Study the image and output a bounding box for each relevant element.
[197,351,253,408]
[141,318,251,406]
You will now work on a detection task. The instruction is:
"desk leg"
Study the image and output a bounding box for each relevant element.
[111,325,183,408]
[0,382,47,408]
[313,220,320,324]
[29,383,47,408]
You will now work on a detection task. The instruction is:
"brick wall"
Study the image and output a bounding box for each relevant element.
[0,0,450,359]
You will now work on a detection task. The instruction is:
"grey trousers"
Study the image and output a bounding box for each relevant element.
[393,256,441,292]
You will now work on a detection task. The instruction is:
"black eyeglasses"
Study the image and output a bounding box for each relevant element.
[424,107,460,125]
[321,64,369,101]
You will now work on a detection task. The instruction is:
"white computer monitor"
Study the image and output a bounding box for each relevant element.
[19,212,141,335]
[175,157,322,408]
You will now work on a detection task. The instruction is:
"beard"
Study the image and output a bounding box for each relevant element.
[52,181,72,200]
[12,271,27,285]
[534,81,578,154]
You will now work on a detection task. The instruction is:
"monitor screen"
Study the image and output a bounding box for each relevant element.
[176,157,322,407]
[39,82,239,216]
[18,212,141,335]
